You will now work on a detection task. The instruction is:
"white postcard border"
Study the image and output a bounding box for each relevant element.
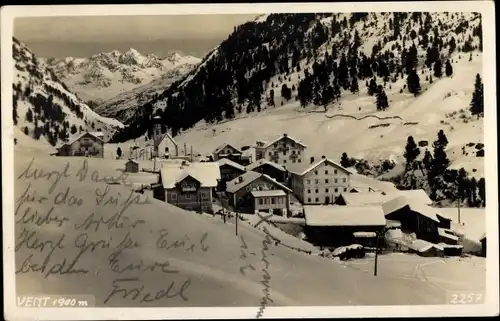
[2,2,498,320]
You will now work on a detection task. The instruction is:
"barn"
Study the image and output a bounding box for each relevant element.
[125,159,140,173]
[303,205,386,248]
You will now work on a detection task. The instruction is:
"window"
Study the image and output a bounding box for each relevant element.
[298,159,301,163]
[335,188,338,193]
[171,193,177,200]
[271,198,276,204]
[325,170,329,174]
[344,188,347,192]
[283,150,287,155]
[308,198,311,203]
[283,160,287,164]
[292,159,296,163]
[315,197,319,202]
[269,152,272,156]
[334,170,338,174]
[291,142,295,147]
[165,147,169,152]
[314,170,318,175]
[334,178,338,183]
[343,178,347,183]
[325,179,329,183]
[325,188,329,193]
[315,189,319,193]
[307,189,311,193]
[185,193,191,199]
[307,180,311,184]
[292,150,296,154]
[298,150,301,155]
[259,198,263,205]
[315,179,319,184]
[201,205,208,211]
[201,192,208,199]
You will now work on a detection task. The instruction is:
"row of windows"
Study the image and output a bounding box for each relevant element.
[307,178,347,184]
[314,169,339,175]
[269,150,302,156]
[307,187,348,194]
[171,192,209,200]
[258,197,285,205]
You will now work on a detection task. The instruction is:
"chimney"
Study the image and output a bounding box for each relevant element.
[310,157,315,164]
[283,133,288,137]
[238,176,243,183]
[321,155,326,159]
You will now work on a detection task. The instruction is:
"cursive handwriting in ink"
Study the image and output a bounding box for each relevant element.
[156,230,210,253]
[256,228,274,319]
[16,182,48,208]
[77,159,133,187]
[108,250,179,274]
[103,277,191,305]
[15,228,65,253]
[15,205,69,228]
[17,157,71,194]
[53,187,84,207]
[239,235,256,276]
[15,231,89,278]
[95,185,122,206]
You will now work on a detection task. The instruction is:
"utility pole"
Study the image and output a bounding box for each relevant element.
[374,230,382,276]
[236,212,239,236]
[191,145,193,162]
[184,143,187,156]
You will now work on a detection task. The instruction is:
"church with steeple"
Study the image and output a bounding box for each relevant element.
[152,116,179,159]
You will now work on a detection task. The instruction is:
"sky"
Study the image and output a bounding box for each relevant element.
[13,14,258,59]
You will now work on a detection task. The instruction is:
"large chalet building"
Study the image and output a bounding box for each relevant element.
[289,156,351,205]
[56,132,104,157]
[152,161,221,213]
[254,133,306,166]
[212,143,242,162]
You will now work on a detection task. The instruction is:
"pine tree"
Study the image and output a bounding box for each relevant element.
[281,84,292,101]
[25,108,33,122]
[116,147,122,158]
[470,73,484,118]
[445,60,453,77]
[268,89,275,107]
[407,69,421,96]
[403,136,420,171]
[350,76,359,94]
[340,152,350,168]
[367,78,378,96]
[469,177,478,207]
[432,130,450,176]
[477,177,486,206]
[376,86,389,111]
[422,149,433,171]
[433,58,443,78]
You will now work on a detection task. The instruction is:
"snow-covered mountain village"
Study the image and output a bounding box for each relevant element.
[8,9,492,311]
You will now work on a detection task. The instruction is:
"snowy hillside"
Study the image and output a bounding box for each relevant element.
[12,37,124,147]
[93,59,200,124]
[113,12,484,175]
[42,49,201,105]
[14,150,485,307]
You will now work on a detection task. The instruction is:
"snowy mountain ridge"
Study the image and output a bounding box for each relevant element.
[12,37,124,149]
[42,48,201,104]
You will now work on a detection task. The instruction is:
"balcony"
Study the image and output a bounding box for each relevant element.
[270,154,279,161]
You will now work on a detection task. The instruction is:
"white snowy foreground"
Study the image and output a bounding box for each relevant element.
[13,151,485,308]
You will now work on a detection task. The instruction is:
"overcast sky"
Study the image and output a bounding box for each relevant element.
[14,14,258,59]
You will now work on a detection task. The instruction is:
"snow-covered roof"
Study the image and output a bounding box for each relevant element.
[126,159,139,165]
[159,162,220,188]
[304,205,386,227]
[438,228,459,242]
[226,171,292,194]
[350,174,399,194]
[386,220,402,228]
[57,132,104,149]
[261,133,307,149]
[157,132,178,148]
[408,239,444,252]
[480,233,486,241]
[397,189,433,205]
[218,158,246,171]
[246,159,286,172]
[213,143,241,155]
[382,197,441,222]
[353,231,377,238]
[89,131,104,138]
[251,190,286,197]
[335,192,394,205]
[288,158,350,176]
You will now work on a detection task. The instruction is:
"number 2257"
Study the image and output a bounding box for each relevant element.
[450,293,484,304]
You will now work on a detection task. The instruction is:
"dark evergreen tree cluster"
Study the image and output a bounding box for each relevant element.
[109,12,484,143]
[470,73,484,118]
[375,85,389,111]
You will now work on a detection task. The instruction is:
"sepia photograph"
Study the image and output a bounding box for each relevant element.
[1,2,498,320]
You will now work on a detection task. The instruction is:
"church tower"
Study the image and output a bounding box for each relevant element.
[153,116,162,156]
